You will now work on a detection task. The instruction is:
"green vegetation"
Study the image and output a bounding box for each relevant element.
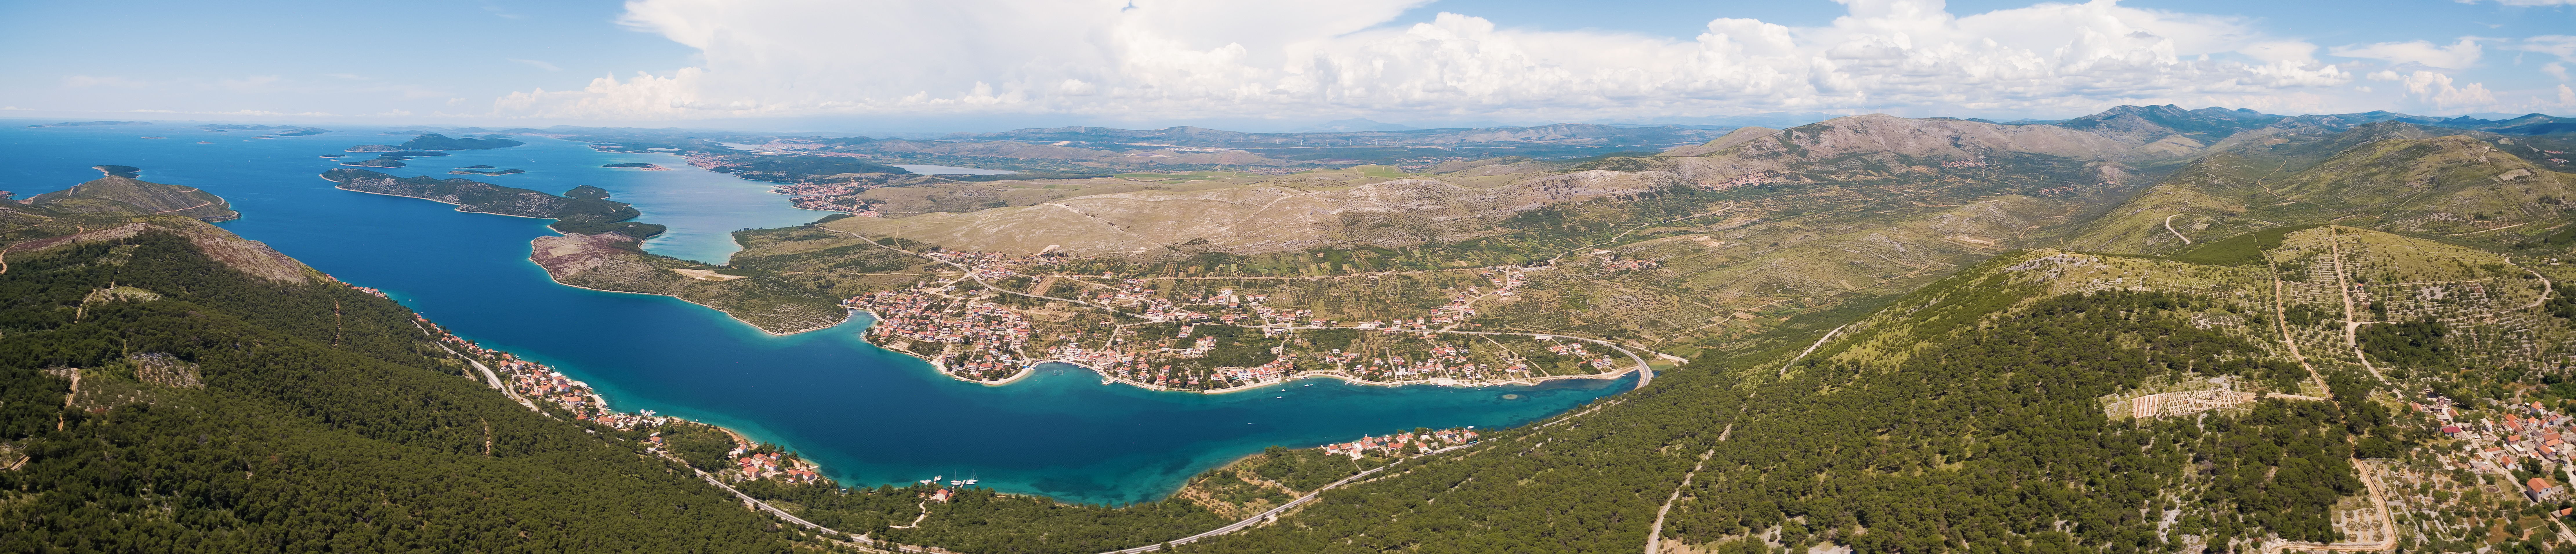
[2171,224,2322,265]
[0,232,817,552]
[319,169,664,239]
[714,155,910,183]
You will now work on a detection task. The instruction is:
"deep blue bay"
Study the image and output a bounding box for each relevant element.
[0,121,1627,505]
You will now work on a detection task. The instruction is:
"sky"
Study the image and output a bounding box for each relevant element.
[2,0,2573,133]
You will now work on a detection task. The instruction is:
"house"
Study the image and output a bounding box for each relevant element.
[2530,477,2564,502]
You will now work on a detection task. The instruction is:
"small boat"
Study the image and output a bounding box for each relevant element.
[195,141,213,144]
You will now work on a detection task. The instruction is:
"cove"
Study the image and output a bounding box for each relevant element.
[0,121,1629,505]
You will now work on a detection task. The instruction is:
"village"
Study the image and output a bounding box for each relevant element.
[2421,392,2576,503]
[1319,427,1481,459]
[838,249,1640,393]
[391,282,822,485]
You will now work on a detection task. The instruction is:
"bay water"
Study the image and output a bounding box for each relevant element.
[0,121,1626,505]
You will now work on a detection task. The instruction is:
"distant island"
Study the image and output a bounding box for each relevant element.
[457,164,497,169]
[450,169,526,176]
[401,133,524,150]
[338,157,406,168]
[602,162,670,171]
[318,154,346,158]
[92,165,142,178]
[345,144,404,153]
[199,124,332,136]
[27,121,150,128]
[377,150,451,157]
[320,168,662,238]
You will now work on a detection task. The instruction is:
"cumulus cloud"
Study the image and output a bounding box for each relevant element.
[2397,70,2497,110]
[2329,37,2483,69]
[493,0,2355,120]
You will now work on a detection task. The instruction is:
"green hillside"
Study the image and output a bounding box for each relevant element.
[0,191,824,552]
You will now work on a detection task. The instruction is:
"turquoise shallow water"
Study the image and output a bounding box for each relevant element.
[0,121,1627,505]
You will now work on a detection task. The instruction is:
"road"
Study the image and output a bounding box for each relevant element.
[1278,325,1657,389]
[2260,460,2397,554]
[671,441,1482,554]
[2165,213,2194,245]
[412,321,544,413]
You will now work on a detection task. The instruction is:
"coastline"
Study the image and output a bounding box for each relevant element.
[539,273,849,337]
[328,177,843,336]
[324,178,554,221]
[844,305,1633,395]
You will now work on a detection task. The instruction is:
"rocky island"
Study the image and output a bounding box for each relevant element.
[601,162,670,171]
[320,169,663,239]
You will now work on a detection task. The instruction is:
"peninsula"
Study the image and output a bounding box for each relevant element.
[24,165,240,222]
[602,162,670,170]
[319,168,662,238]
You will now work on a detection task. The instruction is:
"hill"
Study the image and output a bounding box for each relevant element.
[0,176,834,552]
[2066,124,2576,255]
[27,166,240,223]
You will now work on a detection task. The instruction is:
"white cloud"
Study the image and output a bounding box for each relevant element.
[493,0,2357,121]
[2522,35,2576,59]
[2239,41,2319,64]
[509,59,561,71]
[2329,37,2482,69]
[2562,84,2576,105]
[2398,70,2497,110]
[2548,63,2571,81]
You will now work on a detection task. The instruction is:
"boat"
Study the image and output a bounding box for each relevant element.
[195,141,213,144]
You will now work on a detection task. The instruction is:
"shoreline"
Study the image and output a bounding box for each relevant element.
[324,178,555,221]
[843,305,1632,395]
[327,177,844,336]
[539,271,848,337]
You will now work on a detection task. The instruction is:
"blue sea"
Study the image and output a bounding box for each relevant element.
[0,121,1626,505]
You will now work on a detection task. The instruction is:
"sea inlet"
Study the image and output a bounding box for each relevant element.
[0,122,1629,505]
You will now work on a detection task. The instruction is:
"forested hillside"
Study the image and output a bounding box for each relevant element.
[0,199,825,551]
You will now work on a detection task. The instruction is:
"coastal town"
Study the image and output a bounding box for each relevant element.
[835,246,1649,393]
[1319,427,1481,459]
[386,282,821,485]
